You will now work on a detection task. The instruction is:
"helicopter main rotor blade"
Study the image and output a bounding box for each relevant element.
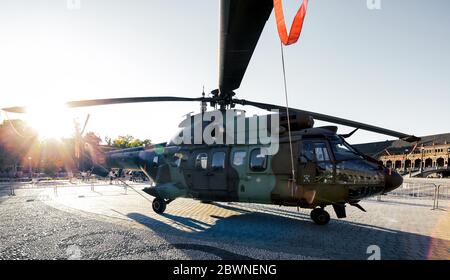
[234,99,420,142]
[218,0,273,97]
[2,96,212,113]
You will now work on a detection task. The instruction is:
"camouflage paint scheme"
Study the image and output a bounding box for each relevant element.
[101,110,391,212]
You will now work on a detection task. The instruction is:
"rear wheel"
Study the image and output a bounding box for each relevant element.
[152,197,166,214]
[310,208,330,225]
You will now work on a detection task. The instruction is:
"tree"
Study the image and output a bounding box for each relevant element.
[112,135,151,149]
[0,119,37,172]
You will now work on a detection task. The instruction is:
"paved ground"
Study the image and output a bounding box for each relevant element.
[0,181,449,260]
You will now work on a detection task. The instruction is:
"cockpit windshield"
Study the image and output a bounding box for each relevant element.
[328,136,364,161]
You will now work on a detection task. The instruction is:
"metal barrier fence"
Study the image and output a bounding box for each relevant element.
[431,184,446,210]
[388,182,449,200]
[0,176,152,197]
[370,181,449,210]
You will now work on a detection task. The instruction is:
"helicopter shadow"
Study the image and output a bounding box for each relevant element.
[126,202,450,260]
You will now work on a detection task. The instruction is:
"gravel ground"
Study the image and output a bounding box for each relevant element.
[0,187,311,260]
[0,197,183,259]
[0,184,449,260]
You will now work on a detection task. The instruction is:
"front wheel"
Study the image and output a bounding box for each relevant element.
[152,197,166,214]
[310,208,330,225]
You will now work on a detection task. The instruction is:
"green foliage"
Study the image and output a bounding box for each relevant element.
[112,135,151,149]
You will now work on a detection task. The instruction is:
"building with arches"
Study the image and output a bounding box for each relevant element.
[354,133,450,176]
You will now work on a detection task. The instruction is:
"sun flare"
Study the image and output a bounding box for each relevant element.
[24,102,75,140]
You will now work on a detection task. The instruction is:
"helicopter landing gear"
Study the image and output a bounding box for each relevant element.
[152,197,167,214]
[310,207,330,225]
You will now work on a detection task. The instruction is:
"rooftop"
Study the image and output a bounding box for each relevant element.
[354,133,450,157]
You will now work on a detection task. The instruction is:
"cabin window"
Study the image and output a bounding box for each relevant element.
[232,151,247,166]
[172,152,187,168]
[195,153,208,170]
[212,152,226,170]
[172,156,181,167]
[250,148,268,172]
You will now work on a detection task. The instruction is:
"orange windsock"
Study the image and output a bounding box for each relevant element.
[273,0,309,45]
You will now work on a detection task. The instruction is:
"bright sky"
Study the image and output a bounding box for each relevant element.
[0,0,449,144]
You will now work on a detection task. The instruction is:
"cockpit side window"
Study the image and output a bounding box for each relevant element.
[300,141,331,162]
[299,140,334,184]
[300,142,315,162]
[314,143,330,161]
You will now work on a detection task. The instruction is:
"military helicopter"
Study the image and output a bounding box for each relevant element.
[2,0,419,225]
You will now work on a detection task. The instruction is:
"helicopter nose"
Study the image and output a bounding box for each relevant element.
[384,169,403,193]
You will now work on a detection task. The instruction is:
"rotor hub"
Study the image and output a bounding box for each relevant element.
[210,89,236,110]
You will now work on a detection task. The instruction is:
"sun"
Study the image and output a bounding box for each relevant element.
[24,102,75,140]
